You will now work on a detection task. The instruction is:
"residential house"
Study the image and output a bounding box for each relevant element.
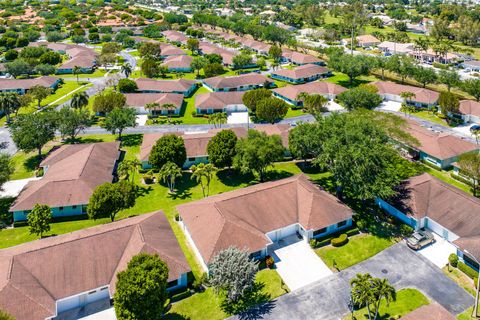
[343,35,380,48]
[0,76,60,95]
[400,303,455,320]
[10,142,120,221]
[409,48,460,64]
[199,41,237,67]
[397,120,479,169]
[273,81,346,107]
[178,174,353,271]
[282,50,323,65]
[195,91,246,114]
[270,64,331,84]
[457,100,480,124]
[0,212,190,320]
[162,55,193,72]
[461,60,480,72]
[162,30,188,45]
[135,78,197,96]
[377,173,480,271]
[378,41,414,55]
[159,43,186,58]
[125,93,184,115]
[372,81,439,108]
[203,73,273,92]
[57,55,96,74]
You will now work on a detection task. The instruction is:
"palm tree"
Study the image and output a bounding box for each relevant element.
[297,92,328,118]
[413,37,430,63]
[70,91,89,109]
[158,161,182,192]
[399,91,416,117]
[117,159,141,182]
[350,273,376,320]
[73,66,82,83]
[208,112,227,128]
[0,93,20,124]
[191,163,217,197]
[160,103,177,123]
[121,63,132,78]
[372,278,396,320]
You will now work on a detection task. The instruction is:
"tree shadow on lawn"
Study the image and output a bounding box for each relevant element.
[165,172,198,200]
[162,312,190,320]
[216,169,255,187]
[23,154,42,172]
[220,283,276,319]
[335,78,372,89]
[121,134,143,147]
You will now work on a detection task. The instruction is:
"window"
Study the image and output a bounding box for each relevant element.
[72,205,77,209]
[188,157,196,161]
[337,220,347,228]
[250,251,262,259]
[59,207,64,211]
[88,290,97,295]
[313,228,327,236]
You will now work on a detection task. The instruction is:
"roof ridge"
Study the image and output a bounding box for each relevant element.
[77,144,96,179]
[8,282,54,315]
[427,174,480,206]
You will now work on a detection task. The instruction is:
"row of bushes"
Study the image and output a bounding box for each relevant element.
[458,261,479,280]
[309,227,359,249]
[421,159,442,171]
[450,172,474,187]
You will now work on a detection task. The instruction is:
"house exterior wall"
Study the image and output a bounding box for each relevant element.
[13,205,87,222]
[424,217,459,242]
[139,85,196,97]
[196,103,247,114]
[56,285,110,315]
[167,273,188,292]
[307,218,353,239]
[376,198,418,228]
[203,83,270,92]
[270,72,326,84]
[461,114,480,124]
[142,155,208,170]
[56,67,94,74]
[167,66,192,72]
[179,220,209,272]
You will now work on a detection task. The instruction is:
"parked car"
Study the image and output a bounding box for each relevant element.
[406,230,435,250]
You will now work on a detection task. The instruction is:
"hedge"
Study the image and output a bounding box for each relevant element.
[310,227,359,248]
[450,172,474,187]
[421,160,441,171]
[458,261,479,280]
[331,234,348,247]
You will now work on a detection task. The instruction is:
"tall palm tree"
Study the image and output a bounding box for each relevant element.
[160,103,178,123]
[208,112,227,128]
[191,163,217,197]
[73,66,82,84]
[158,161,182,192]
[121,63,132,78]
[350,273,376,320]
[0,92,20,124]
[372,278,396,319]
[70,91,89,109]
[117,159,141,182]
[413,37,430,63]
[297,92,328,118]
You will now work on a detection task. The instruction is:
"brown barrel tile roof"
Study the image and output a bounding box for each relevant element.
[0,212,190,320]
[372,81,440,105]
[271,64,330,81]
[10,142,120,212]
[178,175,353,263]
[203,73,273,90]
[400,303,455,320]
[195,91,245,110]
[135,78,196,93]
[0,76,59,91]
[273,81,346,101]
[459,100,480,117]
[159,43,186,56]
[162,55,193,69]
[125,93,184,108]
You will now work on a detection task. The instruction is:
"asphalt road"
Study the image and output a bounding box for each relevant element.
[0,127,16,155]
[231,243,474,320]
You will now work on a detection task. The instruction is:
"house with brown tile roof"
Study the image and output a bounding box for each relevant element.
[178,174,353,271]
[377,173,480,271]
[125,93,184,115]
[203,73,273,92]
[282,50,323,65]
[10,142,120,222]
[400,303,455,320]
[273,81,347,107]
[162,30,188,44]
[195,91,246,114]
[343,34,381,47]
[398,120,478,169]
[140,125,291,169]
[135,78,197,96]
[457,100,480,124]
[159,43,186,57]
[271,64,331,84]
[372,81,439,108]
[0,76,61,95]
[162,55,193,72]
[199,41,237,66]
[0,212,190,320]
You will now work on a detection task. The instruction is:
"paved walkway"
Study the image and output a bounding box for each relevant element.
[271,236,332,291]
[417,234,457,268]
[231,243,474,320]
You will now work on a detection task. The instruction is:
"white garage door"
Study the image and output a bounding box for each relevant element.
[267,224,298,242]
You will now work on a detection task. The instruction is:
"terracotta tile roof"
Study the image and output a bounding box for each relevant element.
[273,81,346,101]
[10,142,120,212]
[199,41,237,65]
[59,55,96,69]
[178,175,353,263]
[271,64,330,80]
[0,212,190,320]
[282,50,322,65]
[203,73,273,90]
[159,43,186,56]
[403,120,478,160]
[389,173,480,248]
[162,55,193,69]
[0,76,59,91]
[255,124,291,148]
[372,81,439,105]
[459,100,480,117]
[125,93,184,108]
[135,78,196,93]
[162,30,188,44]
[356,34,380,45]
[195,91,245,110]
[400,303,455,320]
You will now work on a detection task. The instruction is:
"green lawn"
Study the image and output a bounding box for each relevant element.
[422,166,473,195]
[167,269,288,320]
[325,72,379,89]
[347,288,429,320]
[316,233,397,270]
[442,266,477,297]
[73,69,108,78]
[285,108,306,118]
[412,110,449,126]
[457,307,476,320]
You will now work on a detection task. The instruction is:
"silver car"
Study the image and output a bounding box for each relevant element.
[406,230,435,250]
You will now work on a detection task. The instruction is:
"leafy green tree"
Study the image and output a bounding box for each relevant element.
[35,64,56,76]
[288,122,323,163]
[329,54,374,85]
[191,56,208,76]
[4,49,18,61]
[149,134,186,169]
[10,112,57,157]
[5,59,31,78]
[256,97,289,124]
[158,162,182,192]
[0,153,14,192]
[458,153,480,196]
[191,163,217,197]
[242,88,272,112]
[207,129,238,169]
[337,86,382,110]
[70,91,89,109]
[92,91,126,114]
[232,54,253,70]
[57,107,90,141]
[102,42,122,55]
[386,55,416,84]
[462,79,480,102]
[438,70,460,92]
[114,253,169,320]
[208,112,227,128]
[27,204,52,238]
[141,58,160,78]
[413,66,437,88]
[203,63,224,78]
[297,92,328,118]
[46,31,64,42]
[233,130,284,181]
[209,247,258,302]
[102,107,137,140]
[269,45,283,62]
[438,91,459,122]
[205,53,223,64]
[87,181,136,222]
[39,51,62,65]
[187,38,200,54]
[0,309,15,320]
[29,85,52,109]
[118,78,138,93]
[17,94,33,116]
[0,92,20,123]
[342,2,369,54]
[138,42,162,60]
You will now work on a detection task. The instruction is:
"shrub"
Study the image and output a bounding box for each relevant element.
[355,220,366,231]
[266,256,275,269]
[433,62,449,70]
[448,254,459,268]
[399,224,414,237]
[35,167,44,177]
[143,171,154,184]
[174,213,180,221]
[346,228,360,237]
[331,234,348,247]
[458,261,479,279]
[474,277,478,289]
[309,239,317,248]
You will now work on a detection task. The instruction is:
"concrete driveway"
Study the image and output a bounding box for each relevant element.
[0,177,40,198]
[231,243,474,320]
[377,101,402,112]
[271,236,332,291]
[417,233,457,268]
